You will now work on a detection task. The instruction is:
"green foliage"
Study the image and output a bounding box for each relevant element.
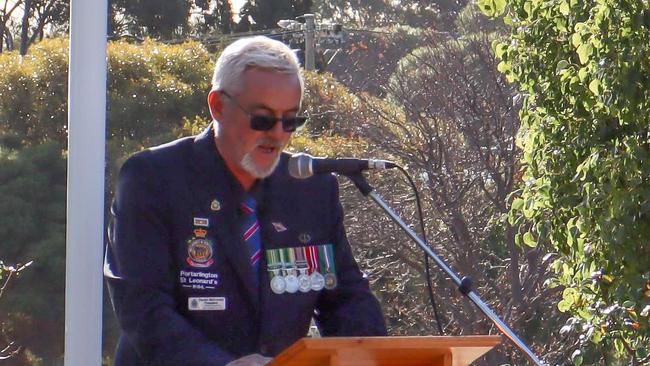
[107,39,212,148]
[313,0,462,27]
[0,38,69,147]
[109,0,235,38]
[301,70,376,137]
[112,0,191,38]
[0,143,66,363]
[237,0,312,30]
[480,0,650,361]
[0,37,215,364]
[0,37,212,150]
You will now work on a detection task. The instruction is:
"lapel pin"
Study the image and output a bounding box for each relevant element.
[193,217,209,227]
[298,233,311,244]
[272,222,288,232]
[210,199,221,211]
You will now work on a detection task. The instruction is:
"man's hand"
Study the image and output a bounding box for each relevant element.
[225,353,272,366]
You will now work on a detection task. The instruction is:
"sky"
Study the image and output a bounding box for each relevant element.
[231,0,245,20]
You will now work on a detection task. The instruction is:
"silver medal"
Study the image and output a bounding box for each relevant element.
[270,275,286,294]
[285,274,299,293]
[310,272,325,291]
[298,274,311,293]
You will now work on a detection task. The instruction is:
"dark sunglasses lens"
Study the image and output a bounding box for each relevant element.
[250,115,277,131]
[281,116,307,132]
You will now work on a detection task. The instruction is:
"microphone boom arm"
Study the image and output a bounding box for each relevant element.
[345,173,545,366]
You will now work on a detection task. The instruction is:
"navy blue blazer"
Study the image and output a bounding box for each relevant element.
[105,124,387,366]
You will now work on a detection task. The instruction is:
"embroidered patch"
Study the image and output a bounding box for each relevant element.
[186,238,214,268]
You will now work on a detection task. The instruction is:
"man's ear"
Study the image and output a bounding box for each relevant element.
[207,90,224,121]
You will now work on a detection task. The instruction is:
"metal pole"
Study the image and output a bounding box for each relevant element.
[366,189,546,366]
[304,13,315,70]
[65,0,107,364]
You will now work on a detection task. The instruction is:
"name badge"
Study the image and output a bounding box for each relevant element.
[188,297,226,311]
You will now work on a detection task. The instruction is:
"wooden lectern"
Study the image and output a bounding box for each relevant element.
[269,336,501,366]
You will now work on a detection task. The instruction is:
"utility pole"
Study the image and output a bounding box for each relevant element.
[303,13,315,70]
[277,14,345,71]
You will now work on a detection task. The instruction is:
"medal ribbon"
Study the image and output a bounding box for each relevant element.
[308,245,319,275]
[287,247,296,268]
[325,244,336,274]
[265,249,279,277]
[318,245,328,274]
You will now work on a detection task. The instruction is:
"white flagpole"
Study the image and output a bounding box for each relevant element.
[64,0,107,364]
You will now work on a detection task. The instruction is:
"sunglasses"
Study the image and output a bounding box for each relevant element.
[221,91,307,132]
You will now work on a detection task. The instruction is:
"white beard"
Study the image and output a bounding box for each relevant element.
[241,150,282,178]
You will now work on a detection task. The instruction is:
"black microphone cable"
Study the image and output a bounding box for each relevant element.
[393,164,445,336]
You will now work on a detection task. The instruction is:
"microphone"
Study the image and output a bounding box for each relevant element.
[288,153,397,179]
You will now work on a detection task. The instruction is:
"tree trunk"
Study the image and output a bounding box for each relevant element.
[0,24,4,53]
[1,0,22,53]
[28,0,56,48]
[5,29,13,50]
[19,0,31,55]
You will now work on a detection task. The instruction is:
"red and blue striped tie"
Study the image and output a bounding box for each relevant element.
[241,195,262,278]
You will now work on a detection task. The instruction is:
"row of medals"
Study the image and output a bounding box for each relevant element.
[268,259,336,294]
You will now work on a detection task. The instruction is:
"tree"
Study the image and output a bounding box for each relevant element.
[0,260,32,361]
[0,0,68,54]
[111,0,191,38]
[0,142,66,365]
[237,0,312,31]
[480,0,650,363]
[313,0,466,27]
[301,6,575,363]
[195,0,235,35]
[322,25,423,95]
[0,0,21,53]
[16,0,68,55]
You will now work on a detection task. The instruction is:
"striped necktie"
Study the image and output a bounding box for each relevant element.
[240,195,262,277]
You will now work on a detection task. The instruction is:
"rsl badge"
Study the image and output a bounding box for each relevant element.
[186,232,215,268]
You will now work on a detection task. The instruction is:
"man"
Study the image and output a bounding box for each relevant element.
[104,36,387,366]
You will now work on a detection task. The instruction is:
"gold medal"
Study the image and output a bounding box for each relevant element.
[324,272,337,290]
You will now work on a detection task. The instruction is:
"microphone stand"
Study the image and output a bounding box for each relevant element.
[345,173,545,366]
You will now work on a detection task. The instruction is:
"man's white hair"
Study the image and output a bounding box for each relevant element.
[211,36,304,97]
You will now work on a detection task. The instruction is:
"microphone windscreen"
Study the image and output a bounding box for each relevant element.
[288,153,313,179]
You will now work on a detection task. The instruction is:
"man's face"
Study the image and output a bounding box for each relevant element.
[210,68,302,185]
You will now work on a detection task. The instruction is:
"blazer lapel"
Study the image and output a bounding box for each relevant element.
[188,124,260,313]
